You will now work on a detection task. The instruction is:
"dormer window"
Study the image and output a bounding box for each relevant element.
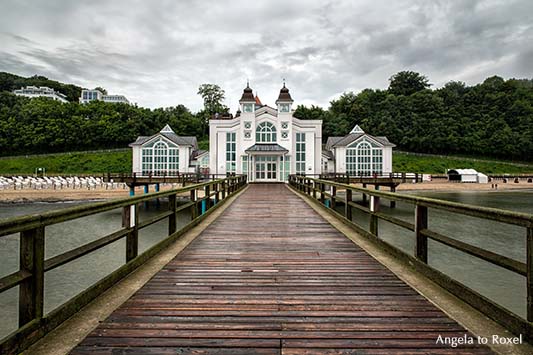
[243,103,254,112]
[279,103,290,112]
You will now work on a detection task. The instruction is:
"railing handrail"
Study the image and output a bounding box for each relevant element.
[293,176,533,227]
[0,175,248,355]
[0,176,244,237]
[288,174,533,341]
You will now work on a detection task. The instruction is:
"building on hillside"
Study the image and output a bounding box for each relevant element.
[322,125,395,176]
[129,125,201,176]
[447,169,488,183]
[80,89,129,104]
[13,86,68,103]
[209,83,322,182]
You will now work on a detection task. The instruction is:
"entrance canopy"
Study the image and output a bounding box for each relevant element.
[245,143,288,154]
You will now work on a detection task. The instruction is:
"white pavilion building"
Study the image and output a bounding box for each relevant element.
[323,125,395,176]
[209,83,322,182]
[129,125,200,176]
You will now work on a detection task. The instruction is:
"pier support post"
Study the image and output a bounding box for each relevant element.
[369,195,380,237]
[345,189,352,221]
[362,183,367,204]
[19,226,45,326]
[331,186,336,209]
[190,190,197,220]
[123,204,139,262]
[390,186,396,208]
[415,205,428,263]
[168,194,177,235]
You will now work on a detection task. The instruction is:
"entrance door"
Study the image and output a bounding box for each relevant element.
[255,156,278,181]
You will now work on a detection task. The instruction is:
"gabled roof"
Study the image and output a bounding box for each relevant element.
[326,137,343,151]
[332,133,395,148]
[255,105,278,117]
[350,124,365,134]
[191,149,208,159]
[322,149,334,160]
[129,125,198,149]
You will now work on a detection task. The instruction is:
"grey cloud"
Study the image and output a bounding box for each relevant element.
[0,0,531,110]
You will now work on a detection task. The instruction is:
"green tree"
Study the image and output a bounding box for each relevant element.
[197,83,228,136]
[388,71,431,96]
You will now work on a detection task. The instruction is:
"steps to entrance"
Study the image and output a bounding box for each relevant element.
[72,184,492,354]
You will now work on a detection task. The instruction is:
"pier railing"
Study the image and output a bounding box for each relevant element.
[0,175,247,354]
[289,175,533,339]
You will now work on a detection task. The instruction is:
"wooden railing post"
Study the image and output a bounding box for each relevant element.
[527,226,533,322]
[190,189,197,220]
[19,226,45,326]
[168,194,177,235]
[369,195,380,236]
[123,204,139,262]
[216,182,221,202]
[345,189,352,221]
[319,183,325,204]
[312,181,317,199]
[205,185,211,210]
[415,204,428,263]
[331,186,337,209]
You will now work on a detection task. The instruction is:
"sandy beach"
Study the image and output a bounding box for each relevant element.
[0,184,180,203]
[1,181,532,203]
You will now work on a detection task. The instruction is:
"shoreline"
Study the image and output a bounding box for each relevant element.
[1,182,533,203]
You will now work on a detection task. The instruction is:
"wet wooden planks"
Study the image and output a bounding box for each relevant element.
[72,184,492,354]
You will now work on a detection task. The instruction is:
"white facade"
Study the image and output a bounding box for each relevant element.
[130,125,199,176]
[102,94,129,104]
[80,89,104,103]
[13,86,68,103]
[323,125,395,176]
[209,84,322,182]
[80,90,129,104]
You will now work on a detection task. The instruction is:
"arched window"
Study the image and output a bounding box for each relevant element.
[357,142,372,176]
[256,122,277,142]
[346,139,382,176]
[153,141,168,176]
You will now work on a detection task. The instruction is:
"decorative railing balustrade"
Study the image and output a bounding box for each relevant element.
[289,175,533,339]
[0,175,247,354]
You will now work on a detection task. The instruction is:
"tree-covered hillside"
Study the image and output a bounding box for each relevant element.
[0,72,84,102]
[1,71,532,161]
[295,72,533,161]
[0,93,204,155]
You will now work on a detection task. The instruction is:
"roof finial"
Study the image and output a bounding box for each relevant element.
[246,79,249,88]
[282,78,286,88]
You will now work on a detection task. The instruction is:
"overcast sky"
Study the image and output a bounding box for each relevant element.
[0,0,531,112]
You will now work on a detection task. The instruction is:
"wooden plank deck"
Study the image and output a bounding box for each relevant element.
[72,184,492,354]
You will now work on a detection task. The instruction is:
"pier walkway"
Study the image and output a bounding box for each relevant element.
[72,184,491,354]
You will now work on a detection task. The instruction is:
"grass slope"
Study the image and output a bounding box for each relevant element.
[0,150,132,175]
[1,149,531,175]
[393,152,533,175]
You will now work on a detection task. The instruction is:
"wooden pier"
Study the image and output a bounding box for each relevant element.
[71,184,490,354]
[1,176,532,354]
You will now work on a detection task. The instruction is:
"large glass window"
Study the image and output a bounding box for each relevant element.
[346,139,383,176]
[140,139,178,176]
[296,132,306,174]
[226,132,236,173]
[256,122,277,142]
